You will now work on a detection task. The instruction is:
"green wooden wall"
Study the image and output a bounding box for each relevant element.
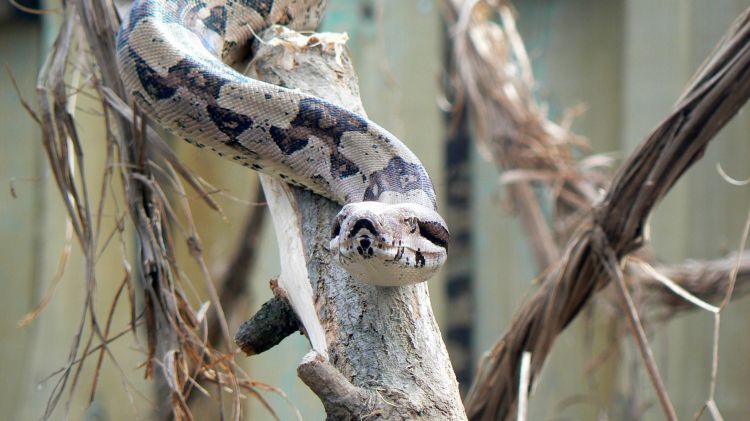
[0,13,45,420]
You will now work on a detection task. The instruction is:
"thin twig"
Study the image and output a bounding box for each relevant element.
[706,313,723,421]
[597,232,677,421]
[720,206,750,309]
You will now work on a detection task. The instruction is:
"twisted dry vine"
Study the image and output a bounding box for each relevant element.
[461,5,750,420]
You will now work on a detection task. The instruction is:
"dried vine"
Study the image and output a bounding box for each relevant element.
[456,4,750,420]
[33,1,272,419]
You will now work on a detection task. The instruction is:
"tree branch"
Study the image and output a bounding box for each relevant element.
[636,252,750,317]
[238,26,467,419]
[235,291,300,356]
[297,351,381,420]
[464,7,750,420]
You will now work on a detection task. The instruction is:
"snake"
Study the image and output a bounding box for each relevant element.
[116,0,449,286]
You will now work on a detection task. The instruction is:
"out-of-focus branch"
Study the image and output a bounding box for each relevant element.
[442,0,605,271]
[636,253,750,317]
[460,5,750,420]
[208,186,266,348]
[441,0,750,321]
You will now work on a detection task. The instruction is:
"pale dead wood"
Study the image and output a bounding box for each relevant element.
[256,172,328,356]
[515,352,531,421]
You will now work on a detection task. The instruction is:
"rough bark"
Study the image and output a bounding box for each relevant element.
[240,27,466,419]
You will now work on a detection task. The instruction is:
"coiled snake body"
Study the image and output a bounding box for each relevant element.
[116,0,449,286]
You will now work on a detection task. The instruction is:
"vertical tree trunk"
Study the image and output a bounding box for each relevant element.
[244,26,466,419]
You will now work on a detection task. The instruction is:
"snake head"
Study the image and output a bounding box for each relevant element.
[329,202,449,286]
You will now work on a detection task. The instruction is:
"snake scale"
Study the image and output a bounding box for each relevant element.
[116,0,449,286]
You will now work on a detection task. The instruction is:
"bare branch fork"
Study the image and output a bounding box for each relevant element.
[463,6,750,421]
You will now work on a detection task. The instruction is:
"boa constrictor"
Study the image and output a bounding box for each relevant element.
[116,0,449,286]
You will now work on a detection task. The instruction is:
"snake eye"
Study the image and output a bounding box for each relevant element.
[417,220,450,250]
[331,216,343,239]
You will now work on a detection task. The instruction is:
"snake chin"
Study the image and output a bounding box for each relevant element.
[329,202,449,287]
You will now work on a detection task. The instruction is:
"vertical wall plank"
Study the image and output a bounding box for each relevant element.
[0,15,43,420]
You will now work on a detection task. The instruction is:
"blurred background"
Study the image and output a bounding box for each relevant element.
[1,0,749,419]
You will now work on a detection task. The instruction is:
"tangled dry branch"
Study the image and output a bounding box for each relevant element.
[441,1,750,420]
[442,0,606,271]
[32,1,275,419]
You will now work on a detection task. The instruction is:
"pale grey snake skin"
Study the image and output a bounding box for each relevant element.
[116,0,449,286]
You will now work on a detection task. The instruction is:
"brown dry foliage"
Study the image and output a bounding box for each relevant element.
[440,1,750,420]
[29,1,275,419]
